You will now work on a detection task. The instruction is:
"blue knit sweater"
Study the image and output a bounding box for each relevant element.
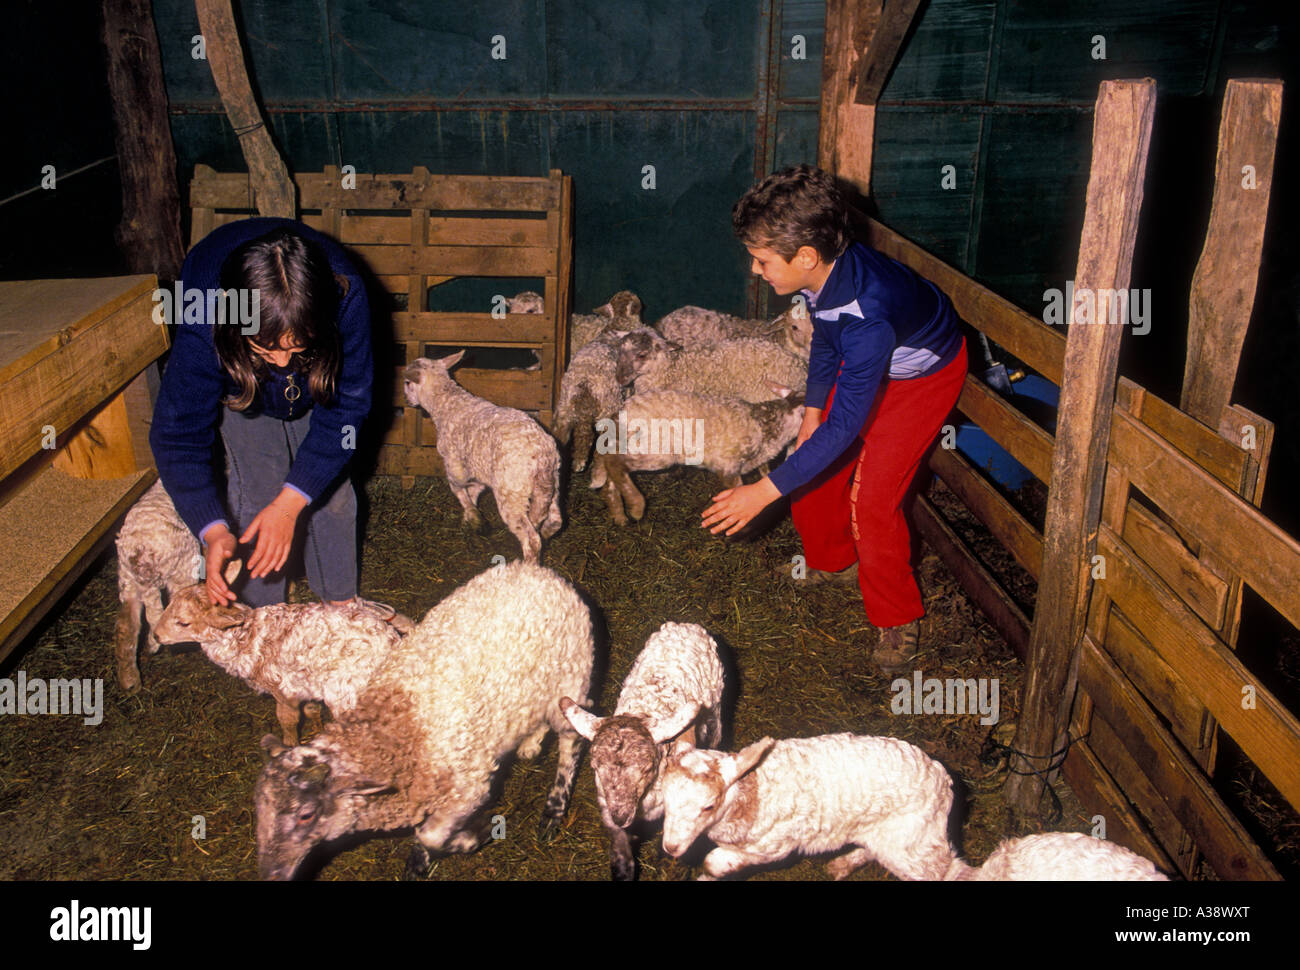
[767,241,963,496]
[149,218,374,541]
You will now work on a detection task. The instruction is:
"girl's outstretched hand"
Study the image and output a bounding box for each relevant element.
[242,487,309,579]
[702,478,781,536]
[201,524,239,605]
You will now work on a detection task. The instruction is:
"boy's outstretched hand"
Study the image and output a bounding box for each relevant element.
[702,478,781,536]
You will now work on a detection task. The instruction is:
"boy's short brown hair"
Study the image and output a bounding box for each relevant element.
[731,164,852,262]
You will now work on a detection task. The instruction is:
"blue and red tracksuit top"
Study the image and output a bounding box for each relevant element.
[148,218,374,542]
[767,241,963,496]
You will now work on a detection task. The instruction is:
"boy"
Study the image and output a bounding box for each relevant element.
[701,165,967,673]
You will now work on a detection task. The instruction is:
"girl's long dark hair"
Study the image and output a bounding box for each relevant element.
[214,228,343,411]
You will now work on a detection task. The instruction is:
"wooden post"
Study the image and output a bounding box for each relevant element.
[818,0,922,194]
[194,0,296,219]
[1005,79,1156,814]
[101,0,184,279]
[1180,79,1282,427]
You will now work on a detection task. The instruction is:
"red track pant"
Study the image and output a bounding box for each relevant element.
[791,339,967,627]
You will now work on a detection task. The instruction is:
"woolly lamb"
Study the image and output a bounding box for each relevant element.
[114,479,202,692]
[508,290,545,315]
[945,832,1169,881]
[660,733,957,881]
[254,561,595,880]
[151,569,409,745]
[570,290,643,351]
[656,305,813,360]
[589,386,805,525]
[615,329,807,403]
[560,622,725,880]
[552,325,637,472]
[403,351,563,562]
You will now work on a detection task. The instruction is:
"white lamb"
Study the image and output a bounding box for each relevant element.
[560,622,726,880]
[151,564,410,745]
[656,305,813,359]
[114,479,202,692]
[570,290,643,351]
[945,832,1169,881]
[660,733,957,881]
[254,561,595,880]
[403,352,563,563]
[614,329,808,403]
[589,386,805,525]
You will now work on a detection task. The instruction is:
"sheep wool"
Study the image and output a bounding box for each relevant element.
[946,832,1169,881]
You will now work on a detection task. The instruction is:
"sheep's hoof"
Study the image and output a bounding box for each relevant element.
[537,813,564,844]
[402,844,433,880]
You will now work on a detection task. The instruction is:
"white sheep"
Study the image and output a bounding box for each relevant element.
[588,386,805,525]
[570,290,643,351]
[945,832,1169,881]
[151,566,409,745]
[254,561,595,880]
[656,305,813,359]
[552,326,636,472]
[403,352,563,563]
[660,733,957,881]
[615,329,808,403]
[114,479,202,692]
[507,291,545,315]
[560,622,726,880]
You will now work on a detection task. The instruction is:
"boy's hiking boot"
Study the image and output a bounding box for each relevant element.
[780,560,859,588]
[874,620,920,675]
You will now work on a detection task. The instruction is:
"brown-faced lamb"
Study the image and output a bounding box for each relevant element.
[615,329,808,403]
[114,479,202,692]
[151,565,409,745]
[589,386,805,525]
[254,561,595,880]
[945,832,1169,880]
[560,621,725,880]
[403,352,563,563]
[552,325,637,472]
[570,289,643,350]
[659,733,957,881]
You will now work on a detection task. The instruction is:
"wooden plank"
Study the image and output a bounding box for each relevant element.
[1182,80,1282,426]
[352,244,557,279]
[912,492,1031,662]
[1121,499,1228,629]
[1099,526,1300,813]
[1086,710,1194,878]
[854,0,924,104]
[1061,740,1178,874]
[306,214,549,248]
[193,0,295,218]
[869,219,1067,386]
[818,0,880,191]
[929,443,1043,579]
[52,389,138,480]
[393,368,550,413]
[1076,628,1281,878]
[1007,78,1156,813]
[1120,378,1247,490]
[1108,407,1300,629]
[956,373,1054,485]
[393,312,556,346]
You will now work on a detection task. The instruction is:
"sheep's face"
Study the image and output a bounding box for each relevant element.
[660,746,730,857]
[403,353,465,410]
[151,585,248,644]
[776,305,814,357]
[509,291,544,314]
[614,330,669,386]
[590,718,659,829]
[254,737,392,880]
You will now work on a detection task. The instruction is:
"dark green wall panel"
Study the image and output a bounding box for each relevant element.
[884,0,997,101]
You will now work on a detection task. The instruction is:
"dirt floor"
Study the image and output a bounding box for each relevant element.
[1,463,1132,882]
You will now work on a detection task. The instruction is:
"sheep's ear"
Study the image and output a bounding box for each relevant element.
[223,558,243,584]
[764,381,793,399]
[668,737,695,759]
[559,697,603,741]
[721,737,775,786]
[339,780,396,798]
[665,339,684,353]
[260,734,288,761]
[437,350,467,370]
[208,603,249,629]
[647,702,701,744]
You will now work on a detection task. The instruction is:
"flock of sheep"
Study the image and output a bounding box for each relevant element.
[109,292,1170,881]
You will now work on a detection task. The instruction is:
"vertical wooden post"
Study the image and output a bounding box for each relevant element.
[1180,79,1282,427]
[1005,78,1157,813]
[194,0,296,219]
[101,0,184,279]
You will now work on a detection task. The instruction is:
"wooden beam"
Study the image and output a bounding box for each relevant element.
[853,0,924,104]
[1181,79,1282,426]
[818,0,882,191]
[1006,78,1156,813]
[193,0,295,218]
[101,0,184,279]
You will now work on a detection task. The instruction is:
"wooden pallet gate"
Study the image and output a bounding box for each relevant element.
[188,164,574,482]
[820,1,1295,879]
